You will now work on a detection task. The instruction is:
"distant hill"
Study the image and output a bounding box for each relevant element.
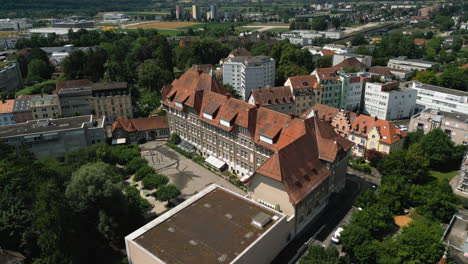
[2,0,154,11]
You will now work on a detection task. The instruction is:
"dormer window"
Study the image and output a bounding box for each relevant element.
[203,112,213,120]
[175,101,183,108]
[260,135,273,145]
[220,118,230,127]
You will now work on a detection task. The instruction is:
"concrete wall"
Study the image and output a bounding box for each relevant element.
[127,241,162,264]
[248,173,295,216]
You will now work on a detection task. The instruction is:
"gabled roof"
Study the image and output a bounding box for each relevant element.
[350,115,406,144]
[335,57,367,70]
[368,66,394,77]
[229,47,251,57]
[320,49,336,56]
[315,67,340,80]
[287,75,320,89]
[112,116,168,132]
[250,86,294,106]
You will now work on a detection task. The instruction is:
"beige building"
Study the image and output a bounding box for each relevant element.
[30,94,61,119]
[409,108,468,145]
[161,68,353,233]
[247,85,295,115]
[55,80,133,123]
[284,75,322,114]
[125,185,291,264]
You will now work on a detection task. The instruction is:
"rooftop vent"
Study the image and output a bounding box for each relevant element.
[251,212,272,229]
[218,254,227,263]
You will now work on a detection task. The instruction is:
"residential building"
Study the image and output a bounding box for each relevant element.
[0,99,15,125]
[304,104,406,156]
[162,68,353,233]
[409,108,468,145]
[339,74,370,112]
[319,49,336,56]
[210,5,217,20]
[457,154,468,194]
[387,56,438,71]
[0,18,32,31]
[55,80,133,123]
[192,5,200,20]
[284,75,322,114]
[322,44,350,54]
[248,85,295,115]
[280,30,344,45]
[222,56,275,100]
[333,53,372,67]
[0,61,24,92]
[175,5,180,20]
[91,82,133,123]
[13,97,33,123]
[30,94,61,120]
[0,115,105,159]
[0,37,19,50]
[125,185,291,264]
[367,66,395,81]
[402,81,468,114]
[55,79,94,117]
[363,81,417,120]
[51,20,94,28]
[112,116,169,144]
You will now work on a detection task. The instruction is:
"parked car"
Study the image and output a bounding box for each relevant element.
[398,125,408,131]
[331,227,344,244]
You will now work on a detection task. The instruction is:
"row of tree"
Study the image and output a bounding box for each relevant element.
[339,129,465,263]
[0,142,157,263]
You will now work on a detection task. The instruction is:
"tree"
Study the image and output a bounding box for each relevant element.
[341,224,377,263]
[25,59,51,83]
[276,64,309,85]
[311,17,328,31]
[351,203,394,238]
[300,245,345,264]
[315,55,333,68]
[141,173,169,190]
[138,59,173,93]
[155,184,181,201]
[134,166,155,181]
[351,35,368,46]
[404,131,424,149]
[414,71,437,85]
[170,133,181,144]
[419,129,458,170]
[437,68,468,91]
[365,149,384,167]
[125,157,148,175]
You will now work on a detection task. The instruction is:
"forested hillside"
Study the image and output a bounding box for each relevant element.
[2,0,153,11]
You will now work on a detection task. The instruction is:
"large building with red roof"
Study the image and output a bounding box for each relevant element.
[112,116,169,143]
[161,68,353,232]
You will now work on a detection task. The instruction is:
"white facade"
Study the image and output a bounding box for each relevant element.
[281,31,344,46]
[339,74,368,112]
[333,53,372,67]
[103,13,129,22]
[387,57,438,71]
[0,19,32,31]
[408,81,468,114]
[363,82,417,120]
[222,56,275,100]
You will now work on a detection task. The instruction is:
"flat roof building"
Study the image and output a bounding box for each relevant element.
[125,185,291,264]
[387,56,438,72]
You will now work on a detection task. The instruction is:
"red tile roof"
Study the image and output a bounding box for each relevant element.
[320,49,336,56]
[413,38,427,45]
[250,86,294,106]
[351,115,406,144]
[368,66,394,77]
[315,67,340,80]
[0,100,14,114]
[335,57,368,70]
[459,63,468,70]
[162,68,354,205]
[112,116,168,132]
[287,75,320,89]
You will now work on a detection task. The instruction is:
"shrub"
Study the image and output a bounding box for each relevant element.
[134,166,154,181]
[155,184,181,201]
[169,133,181,145]
[125,157,148,175]
[142,173,169,190]
[166,142,192,159]
[125,185,152,210]
[366,149,385,167]
[112,144,140,165]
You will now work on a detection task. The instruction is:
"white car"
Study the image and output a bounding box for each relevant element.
[398,125,408,131]
[331,227,344,244]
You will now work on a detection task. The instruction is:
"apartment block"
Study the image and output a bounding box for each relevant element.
[125,185,291,264]
[387,56,438,71]
[409,109,468,145]
[0,99,15,125]
[0,18,32,31]
[0,62,24,92]
[248,86,295,115]
[222,56,275,100]
[306,104,407,156]
[13,97,33,123]
[30,94,61,120]
[192,5,200,20]
[55,80,133,123]
[0,115,105,159]
[363,81,417,120]
[403,81,468,114]
[284,75,322,114]
[162,68,353,233]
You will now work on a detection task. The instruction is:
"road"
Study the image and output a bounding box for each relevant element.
[272,173,375,264]
[243,25,290,32]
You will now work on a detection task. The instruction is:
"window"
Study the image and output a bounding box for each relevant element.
[203,112,213,120]
[260,135,273,144]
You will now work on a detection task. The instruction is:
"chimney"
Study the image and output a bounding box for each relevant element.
[289,112,295,119]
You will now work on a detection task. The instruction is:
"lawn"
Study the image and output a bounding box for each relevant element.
[127,21,202,29]
[178,22,237,30]
[430,170,458,183]
[156,29,184,36]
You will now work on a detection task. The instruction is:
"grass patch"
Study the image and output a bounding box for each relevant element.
[157,29,184,36]
[178,22,237,30]
[430,170,458,184]
[266,28,289,33]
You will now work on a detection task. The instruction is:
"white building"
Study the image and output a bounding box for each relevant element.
[222,56,275,100]
[322,44,350,54]
[281,31,344,46]
[103,13,130,22]
[333,53,372,67]
[339,73,370,112]
[387,56,438,71]
[363,81,417,120]
[404,81,468,114]
[0,19,32,31]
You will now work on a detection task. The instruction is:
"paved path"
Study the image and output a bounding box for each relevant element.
[243,25,290,32]
[140,142,245,199]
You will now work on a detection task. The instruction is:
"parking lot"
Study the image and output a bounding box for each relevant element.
[140,141,245,199]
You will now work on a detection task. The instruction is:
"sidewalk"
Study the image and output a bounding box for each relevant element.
[347,166,382,185]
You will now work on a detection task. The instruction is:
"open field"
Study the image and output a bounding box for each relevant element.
[127,21,202,29]
[243,24,289,32]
